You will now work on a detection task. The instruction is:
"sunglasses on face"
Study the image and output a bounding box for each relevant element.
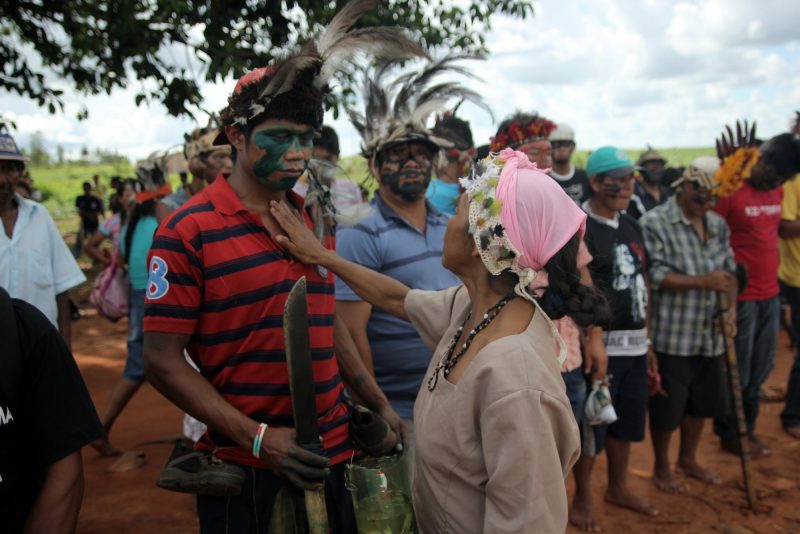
[383,142,434,165]
[550,141,574,149]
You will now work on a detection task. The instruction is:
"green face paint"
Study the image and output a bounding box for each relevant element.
[251,126,314,190]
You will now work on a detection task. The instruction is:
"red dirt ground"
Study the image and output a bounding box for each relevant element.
[71,286,800,533]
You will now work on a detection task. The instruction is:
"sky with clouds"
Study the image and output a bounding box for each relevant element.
[4,0,799,161]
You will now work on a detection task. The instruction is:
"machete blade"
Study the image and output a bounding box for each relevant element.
[284,276,322,448]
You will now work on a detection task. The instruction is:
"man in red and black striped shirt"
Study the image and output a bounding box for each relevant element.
[142,10,418,527]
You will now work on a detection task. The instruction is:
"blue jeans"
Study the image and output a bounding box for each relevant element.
[780,282,800,428]
[714,296,780,439]
[123,289,146,382]
[562,366,587,424]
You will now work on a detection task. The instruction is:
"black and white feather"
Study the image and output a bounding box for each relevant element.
[348,53,489,158]
[242,0,429,122]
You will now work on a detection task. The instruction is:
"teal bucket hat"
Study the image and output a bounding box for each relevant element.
[586,146,633,178]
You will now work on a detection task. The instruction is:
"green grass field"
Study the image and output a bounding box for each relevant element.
[30,146,715,227]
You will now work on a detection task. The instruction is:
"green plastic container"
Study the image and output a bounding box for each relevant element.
[345,454,416,534]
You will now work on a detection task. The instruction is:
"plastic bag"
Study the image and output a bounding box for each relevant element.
[584,377,618,426]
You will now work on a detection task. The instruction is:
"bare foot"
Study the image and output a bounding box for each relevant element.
[749,435,772,458]
[569,494,601,532]
[784,425,800,439]
[653,467,684,494]
[676,459,721,485]
[605,487,659,516]
[90,437,123,457]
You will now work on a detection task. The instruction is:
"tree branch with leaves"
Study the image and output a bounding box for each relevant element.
[1,0,533,119]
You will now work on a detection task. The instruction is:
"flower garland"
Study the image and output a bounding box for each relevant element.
[459,155,520,274]
[714,146,760,198]
[489,118,557,152]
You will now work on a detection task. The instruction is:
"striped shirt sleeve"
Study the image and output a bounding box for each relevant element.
[143,218,203,335]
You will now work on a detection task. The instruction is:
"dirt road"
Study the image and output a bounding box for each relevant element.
[72,298,800,533]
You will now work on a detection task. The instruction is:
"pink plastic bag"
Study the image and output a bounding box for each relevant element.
[90,259,129,322]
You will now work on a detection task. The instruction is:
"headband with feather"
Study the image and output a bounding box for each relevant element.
[348,53,490,159]
[216,0,429,144]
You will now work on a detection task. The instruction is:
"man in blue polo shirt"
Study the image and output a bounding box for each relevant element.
[337,60,468,462]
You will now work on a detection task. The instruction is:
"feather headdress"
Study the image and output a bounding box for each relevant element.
[714,120,760,198]
[348,53,490,159]
[184,114,228,160]
[217,0,429,142]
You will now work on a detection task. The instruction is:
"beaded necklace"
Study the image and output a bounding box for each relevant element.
[427,294,517,391]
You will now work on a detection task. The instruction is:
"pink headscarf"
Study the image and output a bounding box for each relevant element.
[494,148,586,292]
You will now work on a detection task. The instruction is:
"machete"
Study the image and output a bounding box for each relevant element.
[284,276,329,533]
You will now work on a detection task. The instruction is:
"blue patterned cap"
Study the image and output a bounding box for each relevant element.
[0,133,25,162]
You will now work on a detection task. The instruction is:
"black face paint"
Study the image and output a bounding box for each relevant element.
[378,149,433,202]
[380,168,432,201]
[600,183,622,199]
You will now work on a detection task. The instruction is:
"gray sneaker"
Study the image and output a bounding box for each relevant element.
[156,441,245,496]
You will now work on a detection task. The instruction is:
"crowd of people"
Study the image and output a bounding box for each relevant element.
[3,1,800,532]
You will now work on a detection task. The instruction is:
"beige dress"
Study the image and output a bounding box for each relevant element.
[406,286,580,533]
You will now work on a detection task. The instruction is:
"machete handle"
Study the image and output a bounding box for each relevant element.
[305,488,328,534]
[300,438,329,534]
[300,438,325,455]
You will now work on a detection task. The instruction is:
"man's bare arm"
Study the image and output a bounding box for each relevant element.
[660,271,734,293]
[779,219,800,239]
[334,314,406,446]
[24,451,84,534]
[336,301,374,375]
[83,230,111,266]
[144,332,259,449]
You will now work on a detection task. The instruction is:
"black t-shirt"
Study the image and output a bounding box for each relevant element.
[584,213,648,332]
[75,194,104,230]
[550,167,589,205]
[626,182,672,220]
[0,299,103,532]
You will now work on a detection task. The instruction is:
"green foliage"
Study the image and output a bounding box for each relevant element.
[26,131,51,166]
[32,162,186,219]
[30,162,134,217]
[2,0,534,119]
[571,147,716,169]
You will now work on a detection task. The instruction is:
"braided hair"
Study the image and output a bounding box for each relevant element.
[536,233,610,327]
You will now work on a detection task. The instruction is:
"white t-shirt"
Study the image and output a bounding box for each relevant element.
[0,194,86,326]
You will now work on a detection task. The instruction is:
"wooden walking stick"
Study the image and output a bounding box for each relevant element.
[718,290,757,509]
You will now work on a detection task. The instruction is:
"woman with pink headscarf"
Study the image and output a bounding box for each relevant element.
[270,148,609,532]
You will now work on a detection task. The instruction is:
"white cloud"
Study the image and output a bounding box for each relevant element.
[4,0,799,162]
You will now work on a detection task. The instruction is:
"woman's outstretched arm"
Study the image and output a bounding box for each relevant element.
[270,200,410,320]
